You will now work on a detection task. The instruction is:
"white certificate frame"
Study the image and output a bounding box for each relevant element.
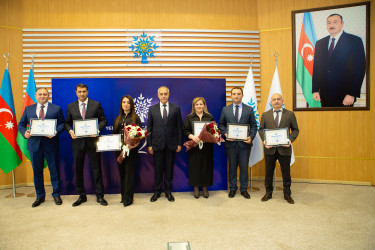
[73,118,99,138]
[96,134,122,152]
[30,118,57,136]
[227,123,249,141]
[264,128,290,146]
[192,121,207,136]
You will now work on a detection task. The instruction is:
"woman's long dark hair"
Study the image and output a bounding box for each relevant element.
[113,95,137,131]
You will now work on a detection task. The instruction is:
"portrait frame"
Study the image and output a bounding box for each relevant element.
[292,2,370,111]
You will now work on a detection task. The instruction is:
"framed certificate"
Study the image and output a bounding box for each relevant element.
[73,118,99,137]
[192,121,206,136]
[264,128,289,146]
[30,118,57,136]
[96,134,122,152]
[227,123,249,140]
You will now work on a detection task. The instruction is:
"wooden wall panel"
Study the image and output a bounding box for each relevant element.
[1,0,374,187]
[257,0,375,185]
[0,0,259,187]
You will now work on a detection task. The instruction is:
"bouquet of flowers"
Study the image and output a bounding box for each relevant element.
[117,124,148,163]
[183,122,224,152]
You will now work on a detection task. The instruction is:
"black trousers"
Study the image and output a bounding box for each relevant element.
[264,150,291,196]
[73,147,105,197]
[153,147,176,194]
[116,148,138,202]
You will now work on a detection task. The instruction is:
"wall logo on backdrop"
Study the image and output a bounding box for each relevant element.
[129,32,159,63]
[134,93,153,155]
[134,93,153,123]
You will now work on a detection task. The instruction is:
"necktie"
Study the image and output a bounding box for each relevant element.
[235,105,239,122]
[39,105,45,120]
[163,104,167,123]
[82,103,86,119]
[328,37,335,56]
[275,110,280,128]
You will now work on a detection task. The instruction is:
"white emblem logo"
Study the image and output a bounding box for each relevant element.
[134,93,153,155]
[134,93,153,123]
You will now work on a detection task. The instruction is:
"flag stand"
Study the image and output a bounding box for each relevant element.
[2,54,24,198]
[5,170,24,198]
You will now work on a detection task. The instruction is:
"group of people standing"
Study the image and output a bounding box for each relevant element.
[18,83,299,208]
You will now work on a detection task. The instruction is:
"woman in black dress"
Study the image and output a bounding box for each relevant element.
[113,95,142,207]
[183,97,215,198]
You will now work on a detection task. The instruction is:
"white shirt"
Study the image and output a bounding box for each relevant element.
[232,102,243,122]
[36,102,49,119]
[78,98,88,117]
[160,102,169,119]
[273,108,283,125]
[328,30,343,50]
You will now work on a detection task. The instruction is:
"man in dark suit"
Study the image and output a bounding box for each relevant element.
[259,93,299,204]
[65,83,108,206]
[312,13,366,107]
[147,86,182,202]
[18,88,65,207]
[219,87,257,199]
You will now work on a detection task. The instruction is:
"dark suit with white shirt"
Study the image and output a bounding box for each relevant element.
[65,99,108,197]
[219,103,257,192]
[312,31,366,107]
[146,102,182,194]
[18,102,65,199]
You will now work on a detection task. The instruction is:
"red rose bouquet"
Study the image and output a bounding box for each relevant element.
[117,124,148,163]
[183,122,224,152]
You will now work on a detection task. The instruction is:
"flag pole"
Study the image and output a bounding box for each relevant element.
[272,52,283,192]
[3,53,24,198]
[27,54,37,198]
[247,53,260,192]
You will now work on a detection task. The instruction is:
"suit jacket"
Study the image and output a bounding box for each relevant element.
[259,109,299,156]
[312,31,366,106]
[218,103,257,149]
[65,99,108,150]
[146,102,182,151]
[17,103,65,152]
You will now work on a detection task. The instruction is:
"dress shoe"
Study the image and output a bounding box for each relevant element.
[165,193,175,202]
[54,196,63,205]
[32,198,45,208]
[284,194,294,204]
[193,186,200,199]
[202,186,209,199]
[72,196,87,207]
[97,197,108,206]
[261,193,272,202]
[150,193,160,202]
[123,200,133,207]
[241,191,250,199]
[228,190,236,198]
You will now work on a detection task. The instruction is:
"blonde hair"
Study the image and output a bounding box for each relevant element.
[191,97,210,115]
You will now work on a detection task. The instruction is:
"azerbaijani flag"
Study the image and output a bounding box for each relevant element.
[16,68,37,161]
[0,68,22,174]
[296,12,321,107]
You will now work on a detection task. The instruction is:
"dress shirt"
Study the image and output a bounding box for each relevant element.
[232,102,243,122]
[273,108,283,125]
[159,102,169,118]
[36,102,49,119]
[78,98,89,118]
[328,30,343,50]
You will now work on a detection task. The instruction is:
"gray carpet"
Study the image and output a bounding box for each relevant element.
[0,182,374,250]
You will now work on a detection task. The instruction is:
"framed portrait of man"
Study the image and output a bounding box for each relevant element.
[292,2,370,111]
